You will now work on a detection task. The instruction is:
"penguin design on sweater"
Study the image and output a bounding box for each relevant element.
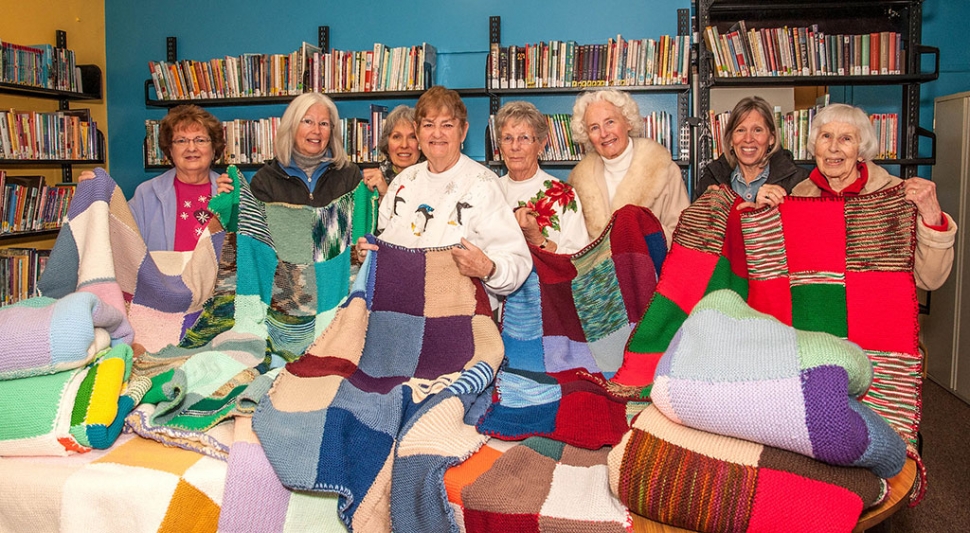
[454,201,472,226]
[411,204,434,236]
[392,185,406,217]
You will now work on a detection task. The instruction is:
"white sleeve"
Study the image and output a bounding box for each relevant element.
[465,179,533,296]
[555,192,590,254]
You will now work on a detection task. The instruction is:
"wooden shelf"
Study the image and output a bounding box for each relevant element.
[0,228,62,243]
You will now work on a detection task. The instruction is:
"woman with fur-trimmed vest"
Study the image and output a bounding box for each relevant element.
[568,90,690,247]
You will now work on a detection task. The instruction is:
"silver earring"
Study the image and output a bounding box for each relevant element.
[461,141,464,150]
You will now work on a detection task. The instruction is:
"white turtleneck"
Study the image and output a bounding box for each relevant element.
[601,139,635,207]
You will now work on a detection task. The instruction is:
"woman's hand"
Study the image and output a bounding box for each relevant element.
[904,177,944,226]
[77,170,96,182]
[216,173,234,194]
[513,207,557,252]
[451,237,494,280]
[355,236,379,263]
[756,184,787,208]
[362,168,388,196]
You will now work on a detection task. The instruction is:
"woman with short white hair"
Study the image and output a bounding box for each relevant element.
[792,103,956,290]
[568,89,689,246]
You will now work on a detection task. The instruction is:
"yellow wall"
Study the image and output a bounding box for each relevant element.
[1,0,107,248]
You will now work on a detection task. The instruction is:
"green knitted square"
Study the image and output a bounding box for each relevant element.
[572,258,627,342]
[265,203,317,264]
[705,256,749,301]
[627,294,688,354]
[522,436,565,460]
[791,283,848,337]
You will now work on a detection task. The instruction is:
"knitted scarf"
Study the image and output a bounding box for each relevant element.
[253,237,504,532]
[615,185,923,448]
[476,204,666,449]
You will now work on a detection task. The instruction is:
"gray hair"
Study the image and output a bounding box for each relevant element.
[495,101,549,143]
[808,103,878,161]
[275,92,349,168]
[378,105,417,159]
[570,89,641,149]
[722,96,780,168]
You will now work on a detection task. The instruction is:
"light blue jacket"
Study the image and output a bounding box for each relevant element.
[128,168,220,252]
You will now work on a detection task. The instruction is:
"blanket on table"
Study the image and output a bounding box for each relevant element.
[0,343,139,455]
[253,237,505,532]
[0,434,226,533]
[0,291,129,380]
[609,405,888,533]
[615,185,923,448]
[652,290,906,478]
[477,205,666,449]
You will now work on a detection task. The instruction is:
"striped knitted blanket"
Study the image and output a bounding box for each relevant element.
[253,237,505,532]
[615,185,924,447]
[477,205,666,449]
[653,289,906,478]
[0,343,141,455]
[609,405,888,533]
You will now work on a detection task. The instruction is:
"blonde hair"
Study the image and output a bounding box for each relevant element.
[275,92,348,168]
[570,89,641,150]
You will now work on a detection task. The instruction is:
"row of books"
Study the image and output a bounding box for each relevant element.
[0,108,101,161]
[488,34,690,90]
[146,105,392,166]
[306,43,437,94]
[148,41,438,101]
[486,111,677,163]
[1,39,83,92]
[0,247,50,306]
[0,171,75,234]
[708,104,899,161]
[704,22,906,78]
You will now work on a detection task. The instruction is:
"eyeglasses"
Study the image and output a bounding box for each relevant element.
[300,118,332,129]
[172,137,212,146]
[500,134,537,146]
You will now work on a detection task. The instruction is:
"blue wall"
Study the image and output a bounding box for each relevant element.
[105,0,969,196]
[104,0,689,196]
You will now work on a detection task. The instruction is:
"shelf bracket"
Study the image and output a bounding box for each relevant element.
[56,30,67,49]
[166,36,178,63]
[319,26,329,51]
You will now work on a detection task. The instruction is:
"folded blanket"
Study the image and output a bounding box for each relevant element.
[609,405,888,533]
[254,237,504,532]
[450,437,632,532]
[616,185,923,447]
[477,205,666,449]
[0,292,128,380]
[37,167,223,353]
[653,290,906,478]
[0,343,135,456]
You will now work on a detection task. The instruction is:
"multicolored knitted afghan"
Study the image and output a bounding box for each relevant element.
[615,185,923,447]
[653,289,906,478]
[476,205,666,449]
[609,405,888,533]
[253,237,504,532]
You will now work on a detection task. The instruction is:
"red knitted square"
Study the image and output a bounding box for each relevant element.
[846,270,919,355]
[747,277,793,326]
[462,510,539,532]
[747,468,863,533]
[782,199,846,274]
[539,280,586,341]
[658,243,720,314]
[554,379,628,448]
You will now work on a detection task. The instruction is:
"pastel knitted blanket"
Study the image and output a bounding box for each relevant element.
[609,405,888,533]
[0,433,226,533]
[0,343,140,455]
[253,237,505,532]
[477,204,666,449]
[37,167,223,353]
[653,289,906,478]
[615,185,923,446]
[0,292,129,380]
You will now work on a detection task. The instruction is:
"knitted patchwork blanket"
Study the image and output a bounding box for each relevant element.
[253,237,505,532]
[615,185,923,446]
[0,292,129,380]
[446,437,632,532]
[38,167,223,353]
[477,205,666,449]
[0,343,140,455]
[0,433,226,533]
[653,289,906,478]
[609,405,888,533]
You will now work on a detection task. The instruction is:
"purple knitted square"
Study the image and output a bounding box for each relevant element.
[371,244,426,315]
[801,365,869,465]
[416,315,474,378]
